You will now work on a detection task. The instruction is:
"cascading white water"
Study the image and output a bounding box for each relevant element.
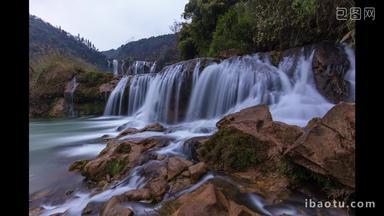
[186,55,287,121]
[137,64,188,123]
[126,75,153,115]
[150,61,157,73]
[103,76,129,116]
[112,59,118,76]
[104,46,355,127]
[128,61,154,75]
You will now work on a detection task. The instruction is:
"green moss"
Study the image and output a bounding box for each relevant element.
[105,158,127,177]
[198,128,268,171]
[115,143,132,154]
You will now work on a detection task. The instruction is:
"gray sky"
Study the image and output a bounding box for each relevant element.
[30,0,189,51]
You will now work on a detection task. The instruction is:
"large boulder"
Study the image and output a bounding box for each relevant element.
[159,183,260,216]
[69,137,172,184]
[167,157,193,180]
[197,105,303,171]
[312,42,352,103]
[287,102,355,188]
[100,196,133,216]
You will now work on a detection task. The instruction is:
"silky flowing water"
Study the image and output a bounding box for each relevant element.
[30,46,355,216]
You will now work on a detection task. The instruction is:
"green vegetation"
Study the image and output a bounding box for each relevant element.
[279,158,353,200]
[104,34,180,71]
[197,128,268,171]
[30,15,107,70]
[178,0,354,59]
[105,158,127,177]
[29,52,113,117]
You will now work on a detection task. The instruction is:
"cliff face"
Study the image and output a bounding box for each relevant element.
[29,53,115,118]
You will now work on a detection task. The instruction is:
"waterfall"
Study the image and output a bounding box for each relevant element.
[65,76,78,117]
[104,47,355,126]
[103,76,129,115]
[150,62,157,73]
[113,59,118,76]
[137,64,188,123]
[128,61,154,75]
[126,75,153,115]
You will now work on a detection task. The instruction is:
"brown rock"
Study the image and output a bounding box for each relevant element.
[100,196,133,216]
[119,188,151,201]
[167,157,193,180]
[172,183,227,216]
[145,177,168,199]
[169,177,192,195]
[116,128,140,138]
[228,200,261,216]
[216,105,303,156]
[287,102,355,188]
[68,159,90,172]
[29,207,44,216]
[49,98,66,117]
[76,137,172,184]
[141,123,166,132]
[312,42,352,103]
[188,162,207,182]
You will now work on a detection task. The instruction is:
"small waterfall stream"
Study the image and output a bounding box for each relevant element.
[65,76,79,117]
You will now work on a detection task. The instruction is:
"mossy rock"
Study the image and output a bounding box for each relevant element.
[105,158,128,177]
[197,128,269,171]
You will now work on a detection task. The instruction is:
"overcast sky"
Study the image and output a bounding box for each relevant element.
[30,0,189,51]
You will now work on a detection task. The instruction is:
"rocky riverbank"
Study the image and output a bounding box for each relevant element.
[29,101,354,216]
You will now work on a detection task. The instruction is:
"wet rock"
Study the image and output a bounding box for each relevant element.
[116,123,166,138]
[198,105,303,171]
[167,156,193,180]
[168,177,192,195]
[188,162,207,182]
[116,128,140,138]
[312,42,351,103]
[163,182,261,216]
[68,160,90,172]
[70,137,172,184]
[29,207,44,216]
[141,123,166,132]
[172,183,227,216]
[82,202,103,216]
[228,200,261,216]
[287,102,355,188]
[100,196,133,216]
[145,177,168,200]
[183,136,211,161]
[118,188,151,201]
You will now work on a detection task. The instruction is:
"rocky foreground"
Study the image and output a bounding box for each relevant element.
[29,102,355,216]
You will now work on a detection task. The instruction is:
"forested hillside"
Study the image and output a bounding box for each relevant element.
[29,15,108,70]
[178,0,354,59]
[103,34,179,69]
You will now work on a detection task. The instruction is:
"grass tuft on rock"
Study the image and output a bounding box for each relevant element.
[105,158,127,177]
[198,128,268,171]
